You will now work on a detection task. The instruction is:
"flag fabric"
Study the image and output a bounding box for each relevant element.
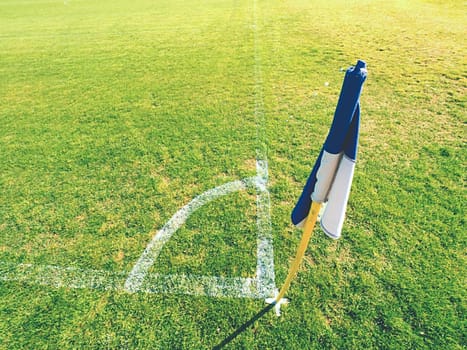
[291,60,367,239]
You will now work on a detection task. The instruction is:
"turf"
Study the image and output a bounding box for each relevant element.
[0,0,465,348]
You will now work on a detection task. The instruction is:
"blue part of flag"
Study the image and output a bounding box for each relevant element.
[291,60,367,227]
[343,104,360,161]
[290,149,323,226]
[324,60,366,155]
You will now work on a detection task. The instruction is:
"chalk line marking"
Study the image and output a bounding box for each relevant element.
[252,0,276,298]
[0,261,260,298]
[0,0,276,299]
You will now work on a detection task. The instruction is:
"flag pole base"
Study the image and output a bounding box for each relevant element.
[268,202,322,316]
[265,290,289,316]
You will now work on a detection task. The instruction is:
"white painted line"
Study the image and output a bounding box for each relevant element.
[0,262,126,291]
[0,261,267,298]
[138,273,259,298]
[252,0,277,298]
[254,166,276,297]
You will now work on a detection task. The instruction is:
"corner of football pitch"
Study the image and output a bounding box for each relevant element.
[1,0,464,348]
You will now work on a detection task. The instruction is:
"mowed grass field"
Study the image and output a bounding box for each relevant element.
[0,0,465,348]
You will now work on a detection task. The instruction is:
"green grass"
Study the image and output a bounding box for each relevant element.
[1,0,465,348]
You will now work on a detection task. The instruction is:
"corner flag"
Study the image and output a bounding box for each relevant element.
[291,60,367,239]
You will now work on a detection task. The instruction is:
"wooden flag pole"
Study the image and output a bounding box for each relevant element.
[274,201,322,304]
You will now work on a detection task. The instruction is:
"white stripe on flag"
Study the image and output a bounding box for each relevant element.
[311,150,343,203]
[320,155,356,239]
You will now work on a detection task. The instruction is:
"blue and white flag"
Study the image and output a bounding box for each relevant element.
[291,60,367,239]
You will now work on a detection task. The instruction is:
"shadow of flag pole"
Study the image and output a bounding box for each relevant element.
[267,60,367,316]
[213,203,321,347]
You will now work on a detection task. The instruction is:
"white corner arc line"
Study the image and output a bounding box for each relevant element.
[125,178,254,293]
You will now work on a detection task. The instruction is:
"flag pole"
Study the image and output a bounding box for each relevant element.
[267,201,322,314]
